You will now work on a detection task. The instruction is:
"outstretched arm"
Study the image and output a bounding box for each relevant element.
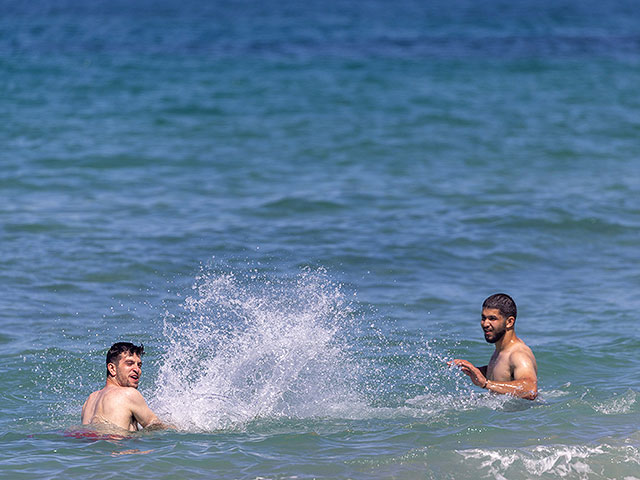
[449,356,537,400]
[126,390,172,429]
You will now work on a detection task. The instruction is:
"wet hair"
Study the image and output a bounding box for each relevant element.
[106,342,144,377]
[482,293,517,320]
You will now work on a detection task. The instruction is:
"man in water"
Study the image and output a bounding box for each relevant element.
[81,342,170,431]
[450,293,538,400]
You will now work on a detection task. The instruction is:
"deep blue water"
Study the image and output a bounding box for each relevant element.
[1,1,639,478]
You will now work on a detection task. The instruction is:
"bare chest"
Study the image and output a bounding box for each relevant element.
[486,351,513,382]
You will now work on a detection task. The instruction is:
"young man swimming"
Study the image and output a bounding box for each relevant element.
[450,293,538,400]
[81,342,171,431]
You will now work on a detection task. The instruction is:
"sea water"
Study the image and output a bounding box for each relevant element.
[1,0,639,479]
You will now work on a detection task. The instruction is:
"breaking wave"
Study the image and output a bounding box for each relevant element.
[457,443,640,479]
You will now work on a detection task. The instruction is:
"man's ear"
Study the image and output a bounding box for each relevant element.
[506,316,516,329]
[107,362,117,377]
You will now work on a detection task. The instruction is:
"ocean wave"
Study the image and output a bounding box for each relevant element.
[457,443,640,479]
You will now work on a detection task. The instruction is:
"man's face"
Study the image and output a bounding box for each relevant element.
[111,353,142,388]
[481,308,508,344]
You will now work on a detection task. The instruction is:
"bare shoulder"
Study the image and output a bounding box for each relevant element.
[82,390,103,423]
[115,387,145,401]
[83,389,102,409]
[85,390,99,403]
[509,340,537,370]
[101,386,145,406]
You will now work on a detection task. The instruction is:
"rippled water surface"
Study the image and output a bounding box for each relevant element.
[1,1,639,479]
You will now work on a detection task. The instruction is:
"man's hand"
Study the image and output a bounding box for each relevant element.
[447,356,537,400]
[448,359,487,388]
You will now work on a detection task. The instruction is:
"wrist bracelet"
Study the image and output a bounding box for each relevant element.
[482,380,488,389]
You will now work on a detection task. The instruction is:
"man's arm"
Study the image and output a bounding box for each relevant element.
[125,389,172,429]
[483,378,537,400]
[449,356,537,400]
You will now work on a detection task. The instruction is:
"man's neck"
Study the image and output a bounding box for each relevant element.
[494,329,517,352]
[105,377,121,388]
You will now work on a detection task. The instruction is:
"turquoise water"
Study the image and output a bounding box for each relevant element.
[2,1,640,478]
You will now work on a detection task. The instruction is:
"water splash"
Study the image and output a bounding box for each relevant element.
[592,389,638,415]
[149,265,521,432]
[152,266,367,431]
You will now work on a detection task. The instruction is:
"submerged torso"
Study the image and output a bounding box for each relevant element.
[81,386,139,431]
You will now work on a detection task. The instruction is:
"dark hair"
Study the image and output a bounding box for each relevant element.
[106,342,144,377]
[482,293,517,320]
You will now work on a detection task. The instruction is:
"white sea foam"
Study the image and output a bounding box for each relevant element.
[151,267,367,430]
[457,444,640,479]
[592,390,638,415]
